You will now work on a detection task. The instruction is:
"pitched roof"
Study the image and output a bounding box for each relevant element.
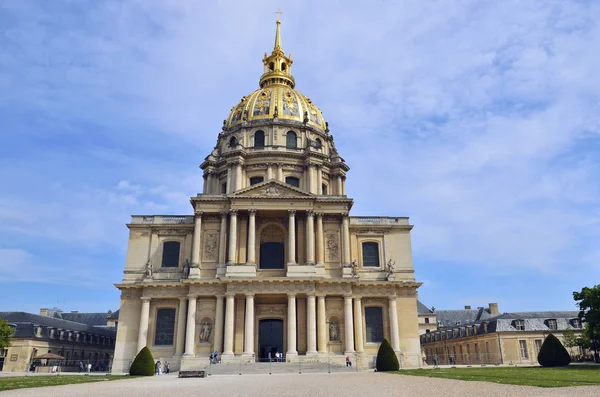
[54,312,110,326]
[435,307,494,328]
[0,312,116,338]
[417,300,434,315]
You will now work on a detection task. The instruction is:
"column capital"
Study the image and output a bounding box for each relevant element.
[230,209,238,215]
[288,209,296,216]
[187,294,198,300]
[287,293,297,298]
[178,297,187,302]
[315,212,324,218]
[316,293,327,298]
[343,293,353,299]
[353,296,363,301]
[245,293,255,298]
[220,211,228,218]
[248,209,257,215]
[195,212,203,219]
[306,210,315,217]
[342,212,349,218]
[388,295,398,301]
[225,292,236,298]
[141,296,151,301]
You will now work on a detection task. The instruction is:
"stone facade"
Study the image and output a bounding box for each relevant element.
[112,19,422,373]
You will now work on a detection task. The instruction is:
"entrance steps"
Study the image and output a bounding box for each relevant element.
[200,361,359,376]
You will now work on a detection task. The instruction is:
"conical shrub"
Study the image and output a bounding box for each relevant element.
[537,333,571,367]
[130,346,155,376]
[376,338,399,371]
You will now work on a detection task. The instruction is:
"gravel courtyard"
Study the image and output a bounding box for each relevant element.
[2,372,600,397]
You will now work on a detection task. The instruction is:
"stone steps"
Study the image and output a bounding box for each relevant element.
[202,361,358,375]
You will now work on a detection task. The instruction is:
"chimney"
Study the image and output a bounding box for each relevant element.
[40,308,49,316]
[464,305,471,310]
[489,303,499,315]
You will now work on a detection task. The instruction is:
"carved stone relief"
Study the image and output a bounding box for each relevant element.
[256,305,285,316]
[325,233,340,262]
[260,225,285,243]
[203,232,219,262]
[156,229,189,236]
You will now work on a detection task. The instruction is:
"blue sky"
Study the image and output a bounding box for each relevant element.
[1,0,600,314]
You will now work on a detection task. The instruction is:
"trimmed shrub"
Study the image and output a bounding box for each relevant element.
[537,333,571,367]
[376,338,399,371]
[130,346,155,376]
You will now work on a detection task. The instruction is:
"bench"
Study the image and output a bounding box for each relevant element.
[178,370,206,378]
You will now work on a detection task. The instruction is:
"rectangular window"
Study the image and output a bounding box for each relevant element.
[365,307,384,343]
[534,339,542,355]
[514,320,525,330]
[285,176,300,187]
[221,183,227,194]
[362,242,380,267]
[250,176,264,185]
[425,318,430,324]
[161,241,181,268]
[519,340,528,358]
[546,319,557,330]
[154,308,176,346]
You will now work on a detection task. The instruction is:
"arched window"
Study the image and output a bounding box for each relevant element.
[365,307,384,343]
[250,176,264,185]
[269,62,274,72]
[281,62,287,72]
[315,138,322,149]
[285,177,300,187]
[221,182,227,194]
[362,242,380,267]
[154,308,176,346]
[161,241,180,267]
[254,130,265,147]
[321,184,328,195]
[229,136,237,147]
[286,131,297,148]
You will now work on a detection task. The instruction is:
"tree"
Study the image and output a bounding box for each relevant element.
[129,346,155,376]
[573,284,600,363]
[376,339,399,371]
[562,326,578,349]
[537,333,571,367]
[0,319,15,351]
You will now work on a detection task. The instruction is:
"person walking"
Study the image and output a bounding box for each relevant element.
[78,361,83,373]
[346,356,351,367]
[155,360,161,375]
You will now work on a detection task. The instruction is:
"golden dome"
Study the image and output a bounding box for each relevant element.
[224,17,327,131]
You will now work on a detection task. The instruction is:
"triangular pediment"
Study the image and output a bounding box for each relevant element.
[231,180,313,198]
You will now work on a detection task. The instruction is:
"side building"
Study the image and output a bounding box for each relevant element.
[419,304,583,365]
[0,309,117,373]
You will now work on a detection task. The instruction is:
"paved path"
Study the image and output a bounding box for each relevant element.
[2,372,600,397]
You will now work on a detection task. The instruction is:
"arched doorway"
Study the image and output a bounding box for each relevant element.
[259,224,285,269]
[259,319,284,360]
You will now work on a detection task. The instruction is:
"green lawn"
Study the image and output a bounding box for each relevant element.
[395,366,600,388]
[0,375,133,391]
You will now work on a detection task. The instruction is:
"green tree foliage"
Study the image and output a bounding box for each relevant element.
[376,338,399,371]
[573,285,600,362]
[0,319,15,351]
[537,333,571,367]
[129,346,155,376]
[562,326,578,349]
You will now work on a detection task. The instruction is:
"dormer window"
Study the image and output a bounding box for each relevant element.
[545,319,557,330]
[483,322,488,333]
[570,318,582,329]
[229,136,238,147]
[285,177,300,187]
[513,320,525,330]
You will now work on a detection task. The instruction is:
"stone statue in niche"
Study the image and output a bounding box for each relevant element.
[329,321,340,342]
[182,259,190,279]
[144,260,153,278]
[351,259,359,278]
[199,322,212,343]
[386,259,396,280]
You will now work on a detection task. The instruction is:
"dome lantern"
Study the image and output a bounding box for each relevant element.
[259,16,295,89]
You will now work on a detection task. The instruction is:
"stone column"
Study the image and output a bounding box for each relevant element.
[218,212,227,265]
[247,210,256,265]
[344,295,355,353]
[213,295,225,354]
[206,172,213,194]
[287,294,297,356]
[137,297,151,353]
[287,210,296,265]
[266,164,273,180]
[227,210,237,265]
[342,214,351,266]
[226,164,233,193]
[306,211,315,265]
[317,295,327,353]
[202,174,207,194]
[277,163,284,181]
[317,166,323,195]
[175,297,187,355]
[389,296,400,352]
[342,176,346,195]
[223,294,235,355]
[235,162,242,191]
[353,297,364,353]
[244,294,255,355]
[184,296,197,356]
[336,176,342,195]
[315,213,324,265]
[191,213,202,266]
[307,164,315,194]
[306,295,317,354]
